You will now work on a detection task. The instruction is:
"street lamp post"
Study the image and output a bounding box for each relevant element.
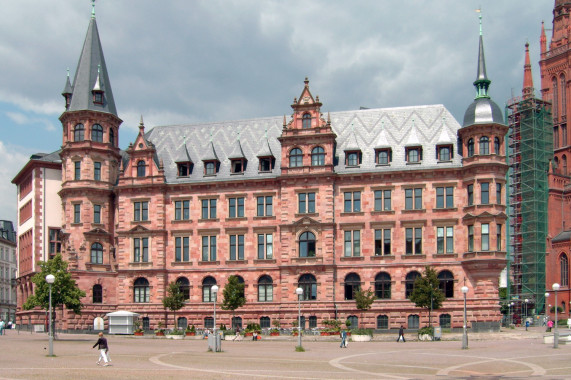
[524,298,529,330]
[45,274,55,357]
[461,285,468,349]
[553,283,560,349]
[295,287,303,349]
[212,284,219,351]
[509,302,514,326]
[545,292,549,316]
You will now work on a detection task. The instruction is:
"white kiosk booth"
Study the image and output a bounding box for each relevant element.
[106,311,140,335]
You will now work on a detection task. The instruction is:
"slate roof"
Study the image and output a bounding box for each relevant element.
[552,230,571,243]
[145,104,462,183]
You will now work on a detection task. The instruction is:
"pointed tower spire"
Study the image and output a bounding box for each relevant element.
[62,68,73,109]
[522,43,535,100]
[67,6,117,116]
[474,11,491,99]
[540,21,547,54]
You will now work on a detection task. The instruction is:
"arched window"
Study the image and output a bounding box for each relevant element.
[467,138,474,157]
[176,277,190,300]
[290,148,303,167]
[91,124,103,142]
[561,74,567,116]
[311,146,325,166]
[479,136,489,155]
[90,243,103,264]
[405,271,420,298]
[298,274,317,301]
[554,157,560,174]
[235,275,245,299]
[109,128,115,147]
[202,276,217,302]
[258,275,273,302]
[260,316,271,328]
[309,315,317,328]
[137,160,146,177]
[408,314,419,329]
[299,231,316,257]
[232,316,242,329]
[346,315,358,329]
[177,317,188,329]
[134,277,150,303]
[563,155,568,176]
[204,317,214,329]
[377,315,389,329]
[344,273,361,300]
[92,284,103,303]
[494,137,500,154]
[553,76,559,118]
[439,314,451,328]
[561,253,569,287]
[437,270,454,298]
[205,161,216,175]
[374,272,391,299]
[302,113,312,129]
[74,124,85,142]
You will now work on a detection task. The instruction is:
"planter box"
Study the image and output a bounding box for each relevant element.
[351,334,371,342]
[134,331,144,336]
[185,332,196,336]
[270,332,280,336]
[418,334,433,341]
[320,332,329,336]
[155,332,165,337]
[167,334,184,339]
[245,332,253,336]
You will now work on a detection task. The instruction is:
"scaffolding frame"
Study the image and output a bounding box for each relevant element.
[506,96,552,318]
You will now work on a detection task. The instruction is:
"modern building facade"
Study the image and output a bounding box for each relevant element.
[0,221,17,322]
[13,7,509,332]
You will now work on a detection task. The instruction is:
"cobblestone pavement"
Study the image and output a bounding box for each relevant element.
[1,326,570,379]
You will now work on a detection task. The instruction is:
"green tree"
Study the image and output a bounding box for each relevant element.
[221,275,246,326]
[23,255,86,333]
[162,281,186,330]
[409,266,445,327]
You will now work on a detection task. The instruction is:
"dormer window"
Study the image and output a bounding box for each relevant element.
[91,124,103,143]
[302,113,312,129]
[259,157,274,172]
[93,91,103,105]
[346,151,362,167]
[137,160,146,177]
[375,149,392,165]
[231,159,246,174]
[204,161,218,176]
[405,147,422,163]
[437,145,453,162]
[177,162,193,177]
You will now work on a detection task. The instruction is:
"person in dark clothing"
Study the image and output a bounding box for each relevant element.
[397,325,406,342]
[92,332,110,366]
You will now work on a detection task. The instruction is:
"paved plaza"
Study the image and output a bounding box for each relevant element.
[1,327,570,379]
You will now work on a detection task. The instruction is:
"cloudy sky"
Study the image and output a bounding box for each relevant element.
[0,1,554,224]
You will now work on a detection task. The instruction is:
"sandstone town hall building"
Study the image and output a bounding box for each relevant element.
[12,6,508,332]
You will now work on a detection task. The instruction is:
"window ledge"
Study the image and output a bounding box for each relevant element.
[129,261,153,267]
[198,218,220,223]
[85,263,111,271]
[227,260,248,264]
[171,219,192,223]
[406,161,422,165]
[437,160,453,164]
[198,260,221,265]
[131,220,151,224]
[294,212,319,218]
[253,259,277,264]
[340,256,364,261]
[253,216,276,220]
[375,163,391,167]
[434,253,458,258]
[230,172,245,176]
[227,217,248,221]
[171,261,193,266]
[402,209,426,213]
[403,254,426,259]
[371,255,395,261]
[291,256,322,263]
[340,212,365,216]
[370,210,395,215]
[433,207,458,212]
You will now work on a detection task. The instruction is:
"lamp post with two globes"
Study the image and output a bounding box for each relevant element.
[46,274,55,357]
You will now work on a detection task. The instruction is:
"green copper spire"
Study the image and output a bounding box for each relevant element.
[473,9,491,99]
[91,0,96,19]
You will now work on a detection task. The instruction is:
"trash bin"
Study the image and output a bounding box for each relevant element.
[208,332,222,352]
[434,327,442,341]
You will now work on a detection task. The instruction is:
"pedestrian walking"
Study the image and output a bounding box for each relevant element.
[340,330,348,348]
[0,319,4,335]
[397,325,406,342]
[92,332,110,366]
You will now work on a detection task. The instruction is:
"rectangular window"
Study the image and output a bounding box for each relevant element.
[298,192,316,214]
[257,196,273,216]
[374,190,391,211]
[468,225,474,252]
[201,199,217,219]
[344,230,361,257]
[93,204,101,224]
[497,224,502,251]
[134,201,149,221]
[48,228,61,257]
[405,188,422,210]
[257,234,273,259]
[481,223,489,251]
[73,204,81,224]
[228,197,245,218]
[175,200,190,221]
[437,226,454,254]
[437,186,454,208]
[134,237,149,262]
[496,183,502,205]
[481,182,489,204]
[94,162,101,181]
[374,229,391,256]
[405,228,422,255]
[230,234,245,260]
[202,236,217,261]
[343,191,361,212]
[175,236,190,262]
[74,161,81,180]
[467,184,474,206]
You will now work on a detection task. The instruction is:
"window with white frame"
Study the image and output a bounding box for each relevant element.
[298,192,316,214]
[257,234,273,259]
[175,200,190,221]
[437,226,454,254]
[201,199,217,219]
[374,229,391,256]
[344,230,361,257]
[256,196,273,216]
[134,201,149,221]
[343,191,361,212]
[133,237,149,262]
